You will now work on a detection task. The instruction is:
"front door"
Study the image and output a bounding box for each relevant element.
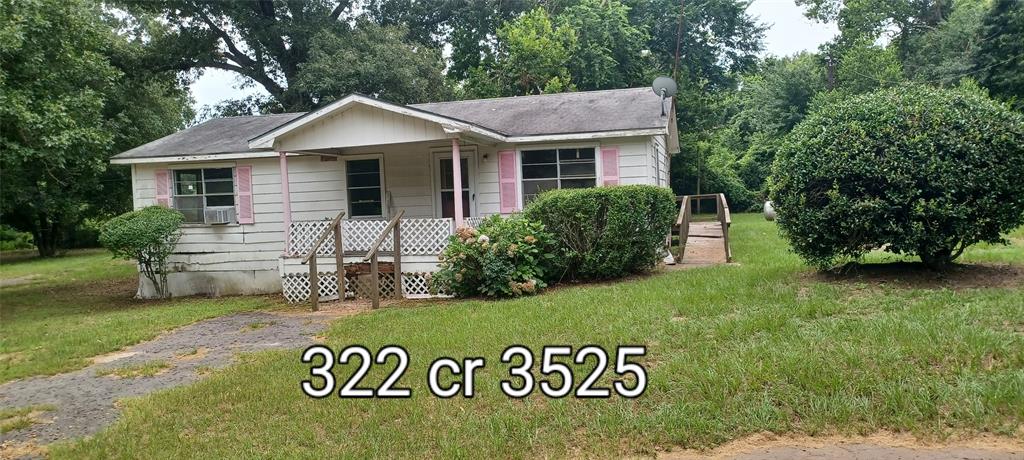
[438,158,471,219]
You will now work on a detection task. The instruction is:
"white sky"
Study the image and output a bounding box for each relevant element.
[188,0,838,110]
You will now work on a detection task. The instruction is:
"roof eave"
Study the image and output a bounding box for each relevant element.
[110,150,282,165]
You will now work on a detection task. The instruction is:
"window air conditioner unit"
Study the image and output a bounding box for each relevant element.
[204,206,236,225]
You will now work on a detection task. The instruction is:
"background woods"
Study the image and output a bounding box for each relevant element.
[2,0,1021,256]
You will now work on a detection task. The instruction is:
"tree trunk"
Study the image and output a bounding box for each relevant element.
[919,246,954,269]
[33,213,60,257]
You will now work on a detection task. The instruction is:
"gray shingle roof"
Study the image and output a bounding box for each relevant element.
[112,113,305,160]
[113,88,670,160]
[412,87,667,137]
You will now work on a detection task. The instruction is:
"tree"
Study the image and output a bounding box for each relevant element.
[1,0,120,256]
[974,0,1024,110]
[835,41,905,94]
[796,0,953,53]
[1,0,191,256]
[465,8,578,97]
[297,21,451,105]
[558,0,652,91]
[629,0,765,89]
[771,83,1024,269]
[117,0,356,111]
[902,0,986,86]
[363,0,539,81]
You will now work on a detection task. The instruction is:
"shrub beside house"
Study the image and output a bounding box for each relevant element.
[433,185,677,298]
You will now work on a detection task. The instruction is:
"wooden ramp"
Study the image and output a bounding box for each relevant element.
[673,194,732,266]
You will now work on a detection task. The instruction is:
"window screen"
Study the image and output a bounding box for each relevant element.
[520,147,596,202]
[346,159,383,217]
[172,168,235,223]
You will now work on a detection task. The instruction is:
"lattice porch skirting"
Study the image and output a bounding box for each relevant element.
[281,271,438,303]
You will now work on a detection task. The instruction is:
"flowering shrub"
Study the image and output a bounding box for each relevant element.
[430,215,557,298]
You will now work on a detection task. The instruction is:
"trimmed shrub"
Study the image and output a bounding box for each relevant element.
[770,83,1024,269]
[523,185,677,280]
[430,215,558,298]
[99,206,184,298]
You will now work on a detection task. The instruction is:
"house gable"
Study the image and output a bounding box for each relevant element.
[249,94,506,152]
[274,103,451,151]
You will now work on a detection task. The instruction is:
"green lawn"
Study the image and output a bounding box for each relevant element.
[52,214,1024,458]
[0,249,279,383]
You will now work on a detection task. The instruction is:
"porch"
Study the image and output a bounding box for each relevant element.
[279,215,484,303]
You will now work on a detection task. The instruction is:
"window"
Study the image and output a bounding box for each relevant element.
[172,168,235,223]
[346,158,383,217]
[521,147,596,202]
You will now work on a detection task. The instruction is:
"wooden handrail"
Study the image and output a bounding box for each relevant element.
[362,209,405,261]
[301,211,345,264]
[300,211,344,312]
[362,209,406,309]
[676,193,732,262]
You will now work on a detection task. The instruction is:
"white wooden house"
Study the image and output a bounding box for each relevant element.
[112,88,680,300]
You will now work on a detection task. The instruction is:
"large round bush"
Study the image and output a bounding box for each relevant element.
[524,185,677,280]
[770,84,1024,268]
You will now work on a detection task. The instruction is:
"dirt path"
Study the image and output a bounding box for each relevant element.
[660,432,1024,460]
[0,306,362,449]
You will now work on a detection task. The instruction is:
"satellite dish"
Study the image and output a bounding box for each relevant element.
[652,76,677,116]
[652,76,678,98]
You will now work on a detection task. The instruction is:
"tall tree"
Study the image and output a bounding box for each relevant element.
[118,0,356,111]
[974,0,1024,110]
[835,41,905,94]
[0,0,191,256]
[558,0,652,91]
[901,0,986,86]
[628,0,765,90]
[297,21,451,105]
[363,0,539,81]
[465,8,577,97]
[796,0,953,53]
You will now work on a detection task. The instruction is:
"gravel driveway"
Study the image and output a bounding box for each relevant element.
[0,310,345,447]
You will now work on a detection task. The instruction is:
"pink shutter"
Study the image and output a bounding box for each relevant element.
[498,150,518,214]
[236,165,254,224]
[601,147,620,186]
[154,169,171,207]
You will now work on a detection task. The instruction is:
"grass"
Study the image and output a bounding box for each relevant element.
[95,361,171,379]
[0,249,281,383]
[0,404,56,434]
[51,214,1024,458]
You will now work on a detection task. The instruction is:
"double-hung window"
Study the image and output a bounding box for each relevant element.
[520,147,597,202]
[172,168,235,223]
[346,159,384,218]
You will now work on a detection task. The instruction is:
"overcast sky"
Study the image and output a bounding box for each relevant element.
[189,0,838,110]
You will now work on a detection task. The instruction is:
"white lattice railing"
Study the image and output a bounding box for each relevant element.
[282,271,441,302]
[289,218,456,256]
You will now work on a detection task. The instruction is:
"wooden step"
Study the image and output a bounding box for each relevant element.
[343,261,395,275]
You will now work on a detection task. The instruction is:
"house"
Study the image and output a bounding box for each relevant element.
[112,87,680,300]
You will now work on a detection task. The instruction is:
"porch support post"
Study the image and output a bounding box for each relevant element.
[279,152,293,255]
[451,138,465,228]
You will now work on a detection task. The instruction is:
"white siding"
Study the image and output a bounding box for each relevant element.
[128,134,668,297]
[651,134,670,187]
[277,104,450,151]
